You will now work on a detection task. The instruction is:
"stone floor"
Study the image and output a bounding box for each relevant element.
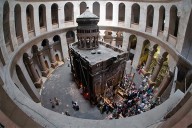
[41,60,110,120]
[41,59,143,120]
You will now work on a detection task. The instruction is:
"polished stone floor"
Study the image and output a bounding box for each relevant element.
[41,59,143,120]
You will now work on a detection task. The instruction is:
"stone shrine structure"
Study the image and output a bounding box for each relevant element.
[69,7,128,102]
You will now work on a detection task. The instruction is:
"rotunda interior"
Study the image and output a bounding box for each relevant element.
[0,0,192,128]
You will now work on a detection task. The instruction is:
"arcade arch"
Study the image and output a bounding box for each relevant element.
[106,2,113,20]
[118,3,125,22]
[64,2,73,22]
[80,2,87,14]
[158,6,165,34]
[14,4,23,44]
[66,31,75,43]
[93,2,100,17]
[131,3,140,25]
[26,4,35,37]
[51,3,58,28]
[39,4,47,32]
[146,5,154,32]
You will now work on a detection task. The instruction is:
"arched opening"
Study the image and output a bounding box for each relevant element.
[158,6,165,33]
[93,2,100,17]
[80,2,87,14]
[3,1,13,52]
[55,54,60,61]
[169,5,179,37]
[139,40,150,66]
[39,4,47,32]
[41,39,49,47]
[103,30,113,43]
[53,35,61,43]
[16,65,39,102]
[66,31,75,43]
[51,3,58,28]
[14,4,23,44]
[64,2,73,22]
[45,60,49,68]
[118,3,125,22]
[181,9,192,63]
[32,45,38,54]
[146,5,154,32]
[131,3,140,25]
[26,4,35,37]
[106,2,113,20]
[128,35,137,60]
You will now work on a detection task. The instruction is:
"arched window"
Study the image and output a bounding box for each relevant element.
[158,6,165,32]
[53,35,61,42]
[41,39,49,47]
[66,31,75,43]
[169,5,179,37]
[106,2,113,20]
[146,5,154,28]
[139,40,150,65]
[39,4,46,29]
[65,2,73,22]
[131,3,140,24]
[14,4,23,39]
[118,3,125,22]
[51,3,58,25]
[3,1,13,52]
[80,2,87,14]
[93,2,100,17]
[26,5,35,32]
[128,35,137,60]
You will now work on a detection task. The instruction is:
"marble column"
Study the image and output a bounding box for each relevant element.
[151,55,167,82]
[26,57,42,88]
[49,44,58,68]
[37,51,49,77]
[155,71,173,98]
[144,48,157,72]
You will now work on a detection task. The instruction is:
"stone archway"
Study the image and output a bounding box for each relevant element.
[64,2,73,22]
[93,2,100,17]
[106,2,113,20]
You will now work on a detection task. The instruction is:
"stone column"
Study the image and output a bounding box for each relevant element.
[46,5,52,32]
[151,55,167,82]
[98,2,106,25]
[124,4,131,28]
[37,51,49,77]
[132,36,144,69]
[163,7,170,41]
[58,5,64,28]
[144,48,157,72]
[155,71,173,98]
[112,3,118,26]
[49,44,58,68]
[152,7,159,36]
[10,6,18,49]
[21,5,29,42]
[26,58,42,88]
[33,5,40,36]
[73,3,80,26]
[139,3,147,32]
